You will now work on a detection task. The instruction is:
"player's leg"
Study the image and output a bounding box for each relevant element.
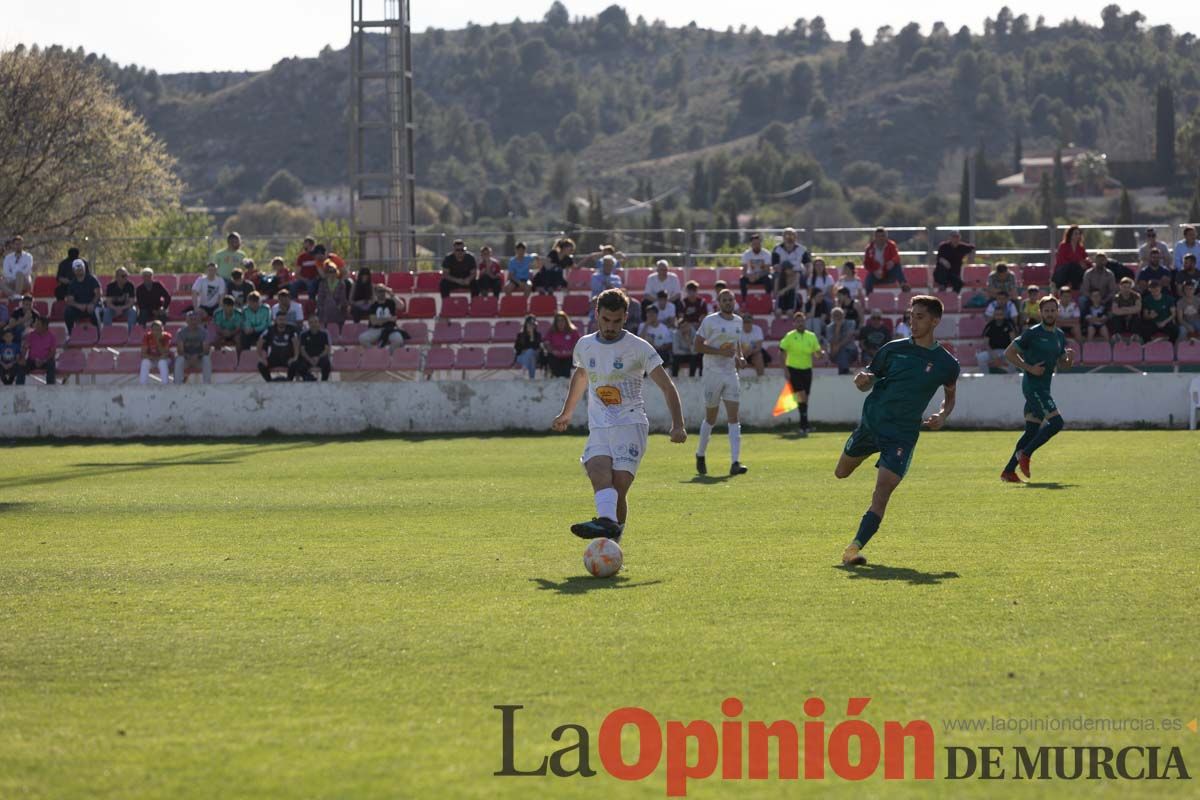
[843,465,903,566]
[571,454,622,539]
[606,425,646,543]
[790,367,813,434]
[725,397,747,475]
[1016,391,1061,477]
[835,424,877,479]
[696,379,722,474]
[1022,410,1063,463]
[1003,411,1043,481]
[834,451,868,479]
[612,470,635,540]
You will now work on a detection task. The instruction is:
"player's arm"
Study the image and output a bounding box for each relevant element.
[853,342,887,391]
[552,367,588,431]
[924,382,956,430]
[648,365,687,443]
[1057,346,1075,369]
[1004,341,1043,375]
[693,333,730,357]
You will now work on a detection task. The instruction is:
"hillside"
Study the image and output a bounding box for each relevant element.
[73,4,1200,226]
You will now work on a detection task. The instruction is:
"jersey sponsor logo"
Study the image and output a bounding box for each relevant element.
[596,386,623,406]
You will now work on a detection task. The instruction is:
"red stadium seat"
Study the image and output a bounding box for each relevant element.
[389,348,421,370]
[177,274,199,294]
[370,271,387,284]
[400,322,428,344]
[867,293,898,314]
[440,295,469,318]
[56,349,87,377]
[424,347,455,371]
[387,272,414,293]
[83,349,116,374]
[499,296,529,317]
[567,269,592,291]
[485,346,516,370]
[957,315,985,338]
[167,299,191,320]
[905,266,929,288]
[210,350,238,372]
[234,352,260,373]
[1022,265,1050,286]
[431,321,463,345]
[624,268,650,291]
[492,320,520,342]
[332,348,361,372]
[455,347,486,370]
[338,322,365,345]
[1176,339,1200,364]
[739,295,772,315]
[157,274,179,294]
[68,324,99,346]
[359,347,392,371]
[406,297,436,318]
[562,295,591,317]
[934,291,961,313]
[1082,341,1112,364]
[937,317,960,338]
[1143,339,1175,365]
[1112,341,1142,365]
[96,326,129,347]
[530,294,557,316]
[114,350,142,374]
[415,271,442,293]
[468,296,498,317]
[461,321,493,344]
[49,301,66,321]
[768,318,793,341]
[33,275,57,298]
[717,268,741,286]
[688,268,717,290]
[962,266,991,287]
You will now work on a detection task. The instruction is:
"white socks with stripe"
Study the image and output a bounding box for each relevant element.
[697,420,713,457]
[594,488,618,522]
[729,423,742,463]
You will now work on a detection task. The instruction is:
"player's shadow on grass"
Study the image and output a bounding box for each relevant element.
[530,576,664,594]
[834,563,960,586]
[1022,482,1076,490]
[681,475,732,484]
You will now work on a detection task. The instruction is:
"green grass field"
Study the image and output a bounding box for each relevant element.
[1,431,1197,798]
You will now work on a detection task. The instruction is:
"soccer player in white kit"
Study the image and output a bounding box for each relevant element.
[552,289,687,542]
[694,288,749,476]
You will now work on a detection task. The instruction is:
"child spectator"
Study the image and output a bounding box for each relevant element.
[472,245,503,297]
[191,263,226,319]
[979,307,1017,373]
[1021,285,1041,329]
[1177,281,1199,340]
[1109,278,1142,341]
[1084,289,1110,342]
[0,328,20,385]
[1056,286,1082,340]
[671,319,700,377]
[139,320,172,385]
[808,258,833,295]
[678,281,708,325]
[638,306,673,366]
[650,291,677,328]
[986,291,1019,322]
[173,311,212,384]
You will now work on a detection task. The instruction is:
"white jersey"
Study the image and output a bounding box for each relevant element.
[696,312,742,375]
[573,331,663,429]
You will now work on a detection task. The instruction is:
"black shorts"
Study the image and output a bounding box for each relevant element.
[786,366,813,394]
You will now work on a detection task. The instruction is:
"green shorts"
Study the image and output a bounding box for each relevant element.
[1022,386,1058,419]
[843,424,917,479]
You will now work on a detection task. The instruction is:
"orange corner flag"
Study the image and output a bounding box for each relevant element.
[772,382,798,417]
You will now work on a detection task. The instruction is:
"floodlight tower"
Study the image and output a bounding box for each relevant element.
[349,0,417,267]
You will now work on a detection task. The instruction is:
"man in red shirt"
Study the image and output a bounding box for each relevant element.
[862,227,910,294]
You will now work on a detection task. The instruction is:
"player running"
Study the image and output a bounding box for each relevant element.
[835,296,959,566]
[552,289,687,544]
[1000,295,1075,482]
[694,289,749,475]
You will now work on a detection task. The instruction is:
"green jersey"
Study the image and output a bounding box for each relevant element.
[861,338,960,439]
[1014,323,1066,392]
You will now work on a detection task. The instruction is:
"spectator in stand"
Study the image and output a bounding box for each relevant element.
[1137,247,1172,293]
[138,320,172,385]
[270,288,304,327]
[214,232,247,281]
[472,245,503,297]
[292,314,332,382]
[895,310,912,339]
[63,259,102,336]
[978,306,1018,374]
[54,247,90,302]
[834,286,860,325]
[514,315,542,378]
[622,293,642,334]
[293,236,320,297]
[1176,281,1199,340]
[240,257,260,288]
[7,294,41,335]
[638,306,674,366]
[836,261,865,305]
[349,268,376,321]
[862,227,909,294]
[212,296,242,351]
[239,291,271,353]
[986,262,1018,302]
[738,314,768,376]
[505,242,535,297]
[173,311,212,385]
[808,257,833,295]
[1,234,33,298]
[359,284,408,349]
[934,230,975,293]
[1139,227,1170,267]
[772,227,811,283]
[824,306,858,375]
[1173,226,1200,270]
[774,262,802,316]
[678,281,707,325]
[534,238,574,295]
[295,244,346,297]
[0,327,19,385]
[258,314,300,381]
[1110,278,1142,341]
[581,243,625,270]
[986,290,1019,323]
[804,288,831,340]
[1080,253,1117,319]
[191,263,226,319]
[650,291,677,328]
[1021,285,1041,330]
[544,311,580,378]
[1055,286,1082,340]
[1173,254,1200,295]
[739,233,773,300]
[261,257,293,298]
[1139,281,1177,342]
[857,309,890,362]
[103,267,137,332]
[19,316,57,385]
[1084,289,1110,342]
[778,311,824,434]
[1053,225,1090,291]
[225,268,254,306]
[315,261,349,327]
[590,255,623,297]
[440,239,476,298]
[644,260,682,308]
[671,318,700,377]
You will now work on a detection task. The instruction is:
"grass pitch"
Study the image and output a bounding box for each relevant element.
[0,431,1196,798]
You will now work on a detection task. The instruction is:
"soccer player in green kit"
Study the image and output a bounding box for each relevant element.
[835,296,959,566]
[1000,295,1076,482]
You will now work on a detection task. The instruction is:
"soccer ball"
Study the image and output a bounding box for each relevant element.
[583,537,623,578]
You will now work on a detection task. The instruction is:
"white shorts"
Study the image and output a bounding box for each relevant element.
[702,372,740,407]
[581,424,649,476]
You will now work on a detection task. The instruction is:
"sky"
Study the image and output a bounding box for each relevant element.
[5,1,1199,74]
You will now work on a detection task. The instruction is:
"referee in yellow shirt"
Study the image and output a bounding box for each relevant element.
[778,310,826,436]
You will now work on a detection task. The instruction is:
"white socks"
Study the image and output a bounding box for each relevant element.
[595,488,618,522]
[697,420,713,457]
[729,422,742,463]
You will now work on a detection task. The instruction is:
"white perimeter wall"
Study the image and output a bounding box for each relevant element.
[1,374,1197,438]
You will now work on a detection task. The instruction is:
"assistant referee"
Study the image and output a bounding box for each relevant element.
[778,310,825,436]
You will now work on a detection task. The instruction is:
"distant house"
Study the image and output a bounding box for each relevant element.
[996,148,1120,196]
[304,187,351,218]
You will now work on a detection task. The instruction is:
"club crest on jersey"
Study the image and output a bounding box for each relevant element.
[589,358,596,368]
[896,447,904,457]
[628,444,639,458]
[613,358,624,370]
[924,362,932,372]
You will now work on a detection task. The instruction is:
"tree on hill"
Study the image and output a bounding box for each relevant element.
[260,169,304,206]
